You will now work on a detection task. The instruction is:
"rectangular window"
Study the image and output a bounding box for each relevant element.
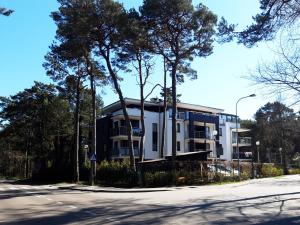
[177,141,181,151]
[219,128,222,136]
[120,140,128,148]
[177,123,180,133]
[152,123,158,151]
[133,141,139,148]
[131,120,139,129]
[120,120,126,127]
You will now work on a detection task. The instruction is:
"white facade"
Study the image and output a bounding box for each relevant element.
[100,98,251,161]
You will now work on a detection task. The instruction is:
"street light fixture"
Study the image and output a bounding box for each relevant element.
[235,94,256,179]
[256,141,260,163]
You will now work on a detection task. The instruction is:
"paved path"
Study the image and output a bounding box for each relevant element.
[0,175,300,224]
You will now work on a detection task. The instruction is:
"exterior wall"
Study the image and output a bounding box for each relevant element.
[219,114,240,161]
[98,100,249,162]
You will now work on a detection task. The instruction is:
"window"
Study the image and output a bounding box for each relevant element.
[131,120,139,129]
[177,123,181,133]
[120,140,128,148]
[177,141,181,151]
[120,120,126,127]
[152,123,158,151]
[133,141,139,148]
[219,128,222,136]
[114,121,119,129]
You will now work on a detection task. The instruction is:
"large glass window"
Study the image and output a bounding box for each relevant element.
[177,123,181,133]
[152,123,158,151]
[177,141,181,151]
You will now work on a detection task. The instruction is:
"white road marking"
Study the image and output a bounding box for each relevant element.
[21,186,30,190]
[9,187,18,190]
[45,197,53,201]
[0,188,4,191]
[68,205,77,209]
[35,195,42,198]
[57,201,63,205]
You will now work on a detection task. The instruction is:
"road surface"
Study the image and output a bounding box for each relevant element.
[0,175,300,224]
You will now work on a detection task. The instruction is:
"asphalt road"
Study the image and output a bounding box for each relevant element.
[0,175,300,225]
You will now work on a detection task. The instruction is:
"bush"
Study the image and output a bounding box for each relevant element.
[261,164,283,177]
[96,160,138,187]
[144,171,173,187]
[288,168,300,175]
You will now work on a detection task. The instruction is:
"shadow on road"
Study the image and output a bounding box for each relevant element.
[1,191,300,225]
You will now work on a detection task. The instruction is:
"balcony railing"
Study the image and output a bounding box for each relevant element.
[111,126,140,137]
[232,152,252,160]
[112,148,139,157]
[232,137,251,145]
[188,131,214,140]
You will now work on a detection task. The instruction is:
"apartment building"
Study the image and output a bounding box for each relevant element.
[96,98,252,161]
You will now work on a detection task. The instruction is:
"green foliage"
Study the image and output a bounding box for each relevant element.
[288,168,300,175]
[261,164,283,177]
[96,160,138,187]
[0,7,13,16]
[238,0,300,47]
[144,171,173,187]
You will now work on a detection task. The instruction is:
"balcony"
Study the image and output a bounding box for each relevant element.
[232,152,252,160]
[112,148,140,158]
[232,137,252,146]
[111,126,141,137]
[187,131,215,140]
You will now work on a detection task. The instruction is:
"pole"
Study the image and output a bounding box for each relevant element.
[235,94,256,180]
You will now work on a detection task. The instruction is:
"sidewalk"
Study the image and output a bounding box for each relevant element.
[57,183,176,193]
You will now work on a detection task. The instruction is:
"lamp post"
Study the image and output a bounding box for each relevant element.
[279,147,283,165]
[235,94,256,179]
[256,141,260,163]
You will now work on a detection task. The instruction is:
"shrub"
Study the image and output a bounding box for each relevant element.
[144,171,173,187]
[96,160,138,187]
[261,164,283,177]
[288,168,300,175]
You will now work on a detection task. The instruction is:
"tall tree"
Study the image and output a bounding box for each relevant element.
[119,9,155,162]
[254,102,299,173]
[141,0,219,163]
[0,82,74,179]
[237,0,300,47]
[44,44,88,183]
[51,0,106,184]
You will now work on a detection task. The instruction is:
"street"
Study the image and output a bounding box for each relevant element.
[0,175,300,224]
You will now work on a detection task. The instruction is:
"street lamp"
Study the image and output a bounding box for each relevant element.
[279,147,283,165]
[256,141,260,163]
[235,94,256,179]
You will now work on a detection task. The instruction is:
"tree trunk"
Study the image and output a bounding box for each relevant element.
[160,57,167,158]
[138,57,145,162]
[90,75,97,185]
[171,66,177,162]
[104,54,136,171]
[74,77,81,183]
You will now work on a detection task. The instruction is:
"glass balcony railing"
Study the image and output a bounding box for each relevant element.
[232,137,251,145]
[112,148,139,157]
[111,126,140,137]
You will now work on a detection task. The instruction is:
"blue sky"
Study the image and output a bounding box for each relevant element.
[0,0,291,119]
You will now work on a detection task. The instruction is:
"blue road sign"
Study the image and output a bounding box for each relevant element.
[90,153,97,161]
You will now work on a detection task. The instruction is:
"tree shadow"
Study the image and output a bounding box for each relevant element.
[1,191,300,225]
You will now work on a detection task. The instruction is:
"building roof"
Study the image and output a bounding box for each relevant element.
[102,98,224,115]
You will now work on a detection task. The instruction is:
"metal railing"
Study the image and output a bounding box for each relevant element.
[232,137,252,145]
[232,152,253,160]
[193,131,214,140]
[112,148,140,157]
[111,126,140,137]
